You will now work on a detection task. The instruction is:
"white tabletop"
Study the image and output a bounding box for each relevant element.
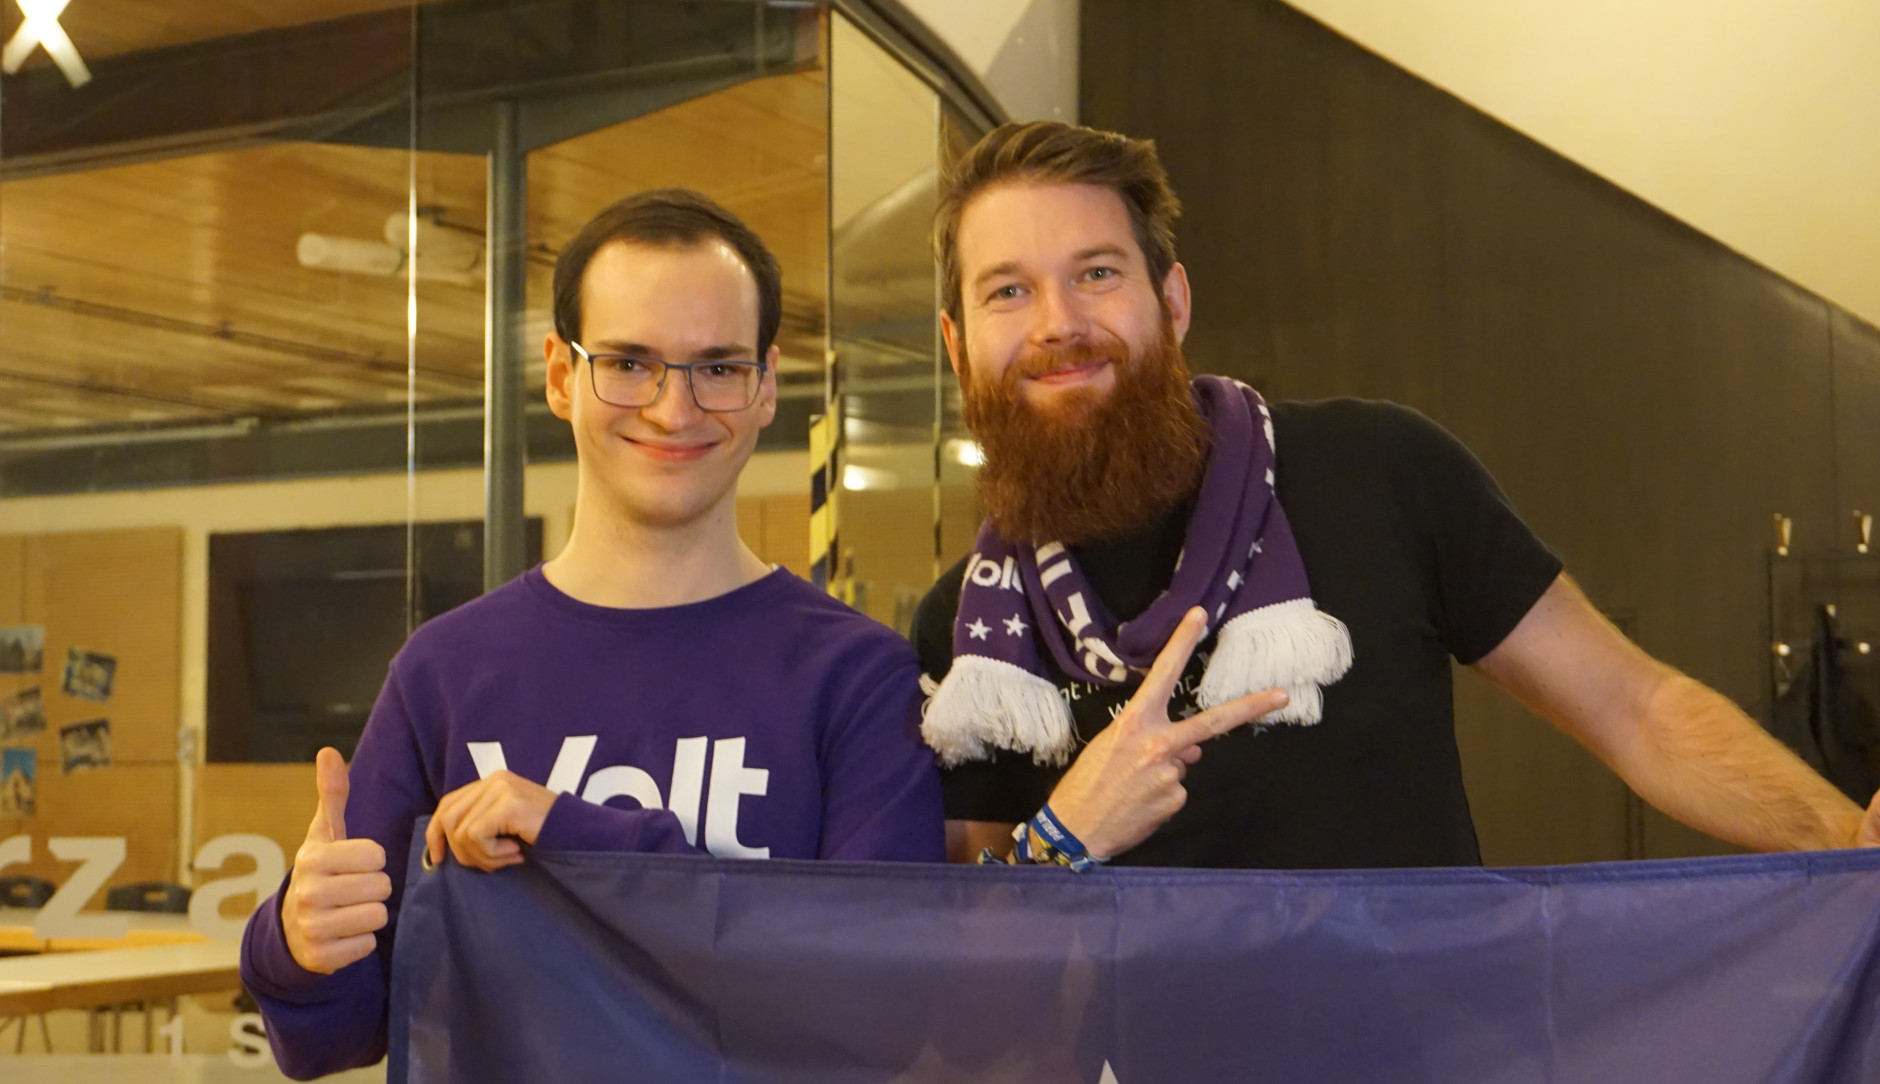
[0,940,242,1015]
[0,908,206,953]
[0,1054,384,1082]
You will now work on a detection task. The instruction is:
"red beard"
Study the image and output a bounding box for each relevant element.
[960,319,1211,545]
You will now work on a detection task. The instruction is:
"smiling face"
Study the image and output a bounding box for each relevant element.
[940,181,1213,544]
[544,239,778,529]
[940,180,1191,414]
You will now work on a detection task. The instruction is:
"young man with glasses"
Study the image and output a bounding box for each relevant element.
[240,190,944,1079]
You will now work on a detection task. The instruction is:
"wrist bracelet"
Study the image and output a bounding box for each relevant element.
[1029,804,1106,873]
[1008,820,1033,864]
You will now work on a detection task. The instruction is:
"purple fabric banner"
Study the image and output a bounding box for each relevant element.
[390,832,1880,1083]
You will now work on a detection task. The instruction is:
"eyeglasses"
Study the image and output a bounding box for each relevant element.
[571,342,768,413]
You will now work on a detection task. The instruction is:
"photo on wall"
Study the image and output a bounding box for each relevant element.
[61,647,117,702]
[0,686,46,741]
[0,626,44,674]
[0,748,35,817]
[59,718,111,773]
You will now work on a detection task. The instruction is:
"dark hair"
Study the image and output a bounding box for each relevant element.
[552,188,783,356]
[934,121,1181,325]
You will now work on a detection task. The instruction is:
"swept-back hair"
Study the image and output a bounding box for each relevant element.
[553,188,782,355]
[934,121,1181,323]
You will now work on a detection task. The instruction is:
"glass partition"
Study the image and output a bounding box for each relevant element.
[0,1,986,1075]
[827,11,943,632]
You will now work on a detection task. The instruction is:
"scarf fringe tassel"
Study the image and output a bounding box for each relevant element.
[922,656,1077,768]
[1196,598,1354,725]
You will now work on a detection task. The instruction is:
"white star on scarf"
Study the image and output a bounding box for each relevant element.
[1004,614,1029,636]
[967,619,991,640]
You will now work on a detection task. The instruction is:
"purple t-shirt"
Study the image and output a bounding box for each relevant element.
[240,565,944,1078]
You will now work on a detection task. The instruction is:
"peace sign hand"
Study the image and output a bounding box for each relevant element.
[1043,608,1287,862]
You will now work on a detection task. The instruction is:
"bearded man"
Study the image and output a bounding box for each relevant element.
[912,120,1880,871]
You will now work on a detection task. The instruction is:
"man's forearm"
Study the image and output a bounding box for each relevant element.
[1615,672,1862,852]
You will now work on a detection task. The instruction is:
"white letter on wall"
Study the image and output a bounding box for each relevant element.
[35,837,127,940]
[190,834,287,940]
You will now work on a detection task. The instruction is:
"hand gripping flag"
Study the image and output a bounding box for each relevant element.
[390,832,1880,1084]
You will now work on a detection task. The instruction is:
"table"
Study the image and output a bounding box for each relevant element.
[0,940,243,1052]
[0,908,207,954]
[0,941,241,1017]
[0,1054,384,1082]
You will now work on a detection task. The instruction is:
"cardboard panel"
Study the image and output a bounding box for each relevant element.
[194,763,318,877]
[760,494,811,578]
[25,528,183,764]
[0,764,179,892]
[734,496,768,559]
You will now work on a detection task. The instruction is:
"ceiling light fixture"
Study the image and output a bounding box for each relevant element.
[946,438,985,468]
[297,211,483,286]
[3,0,89,87]
[842,464,896,491]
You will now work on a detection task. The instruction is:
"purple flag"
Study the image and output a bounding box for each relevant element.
[390,831,1880,1083]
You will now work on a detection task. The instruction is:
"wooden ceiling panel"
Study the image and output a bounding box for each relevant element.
[0,0,425,66]
[0,65,830,437]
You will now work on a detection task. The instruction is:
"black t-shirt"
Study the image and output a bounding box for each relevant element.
[911,399,1563,870]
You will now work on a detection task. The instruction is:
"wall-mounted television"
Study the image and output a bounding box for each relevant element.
[207,521,543,763]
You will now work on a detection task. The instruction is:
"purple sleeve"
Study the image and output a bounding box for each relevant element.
[238,657,706,1078]
[533,792,702,854]
[239,886,387,1079]
[238,667,431,1080]
[817,655,946,861]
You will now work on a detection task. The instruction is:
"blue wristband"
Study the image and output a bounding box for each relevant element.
[1008,820,1033,863]
[1031,804,1106,872]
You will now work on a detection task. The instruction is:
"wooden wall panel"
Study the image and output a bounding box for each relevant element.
[759,494,811,579]
[24,529,184,764]
[735,496,768,560]
[195,763,317,879]
[1082,0,1863,864]
[0,535,22,617]
[939,486,981,570]
[0,528,183,891]
[1081,0,1446,411]
[841,489,938,632]
[0,765,178,891]
[1835,313,1880,541]
[1436,112,1835,862]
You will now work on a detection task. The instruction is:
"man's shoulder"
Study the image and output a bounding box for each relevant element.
[1268,396,1469,478]
[910,554,970,677]
[399,571,542,659]
[767,570,919,660]
[1270,396,1442,444]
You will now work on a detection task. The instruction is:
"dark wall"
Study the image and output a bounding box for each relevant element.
[1083,0,1880,863]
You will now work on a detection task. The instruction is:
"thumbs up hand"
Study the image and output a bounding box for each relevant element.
[1041,609,1289,862]
[281,747,392,975]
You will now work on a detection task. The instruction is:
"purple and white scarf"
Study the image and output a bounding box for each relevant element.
[923,376,1353,767]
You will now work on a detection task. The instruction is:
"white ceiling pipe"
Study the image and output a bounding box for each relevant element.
[383,211,483,277]
[296,233,404,276]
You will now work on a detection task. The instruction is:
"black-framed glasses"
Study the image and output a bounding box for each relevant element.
[571,342,768,413]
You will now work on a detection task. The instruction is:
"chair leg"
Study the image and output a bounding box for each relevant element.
[3,1012,56,1053]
